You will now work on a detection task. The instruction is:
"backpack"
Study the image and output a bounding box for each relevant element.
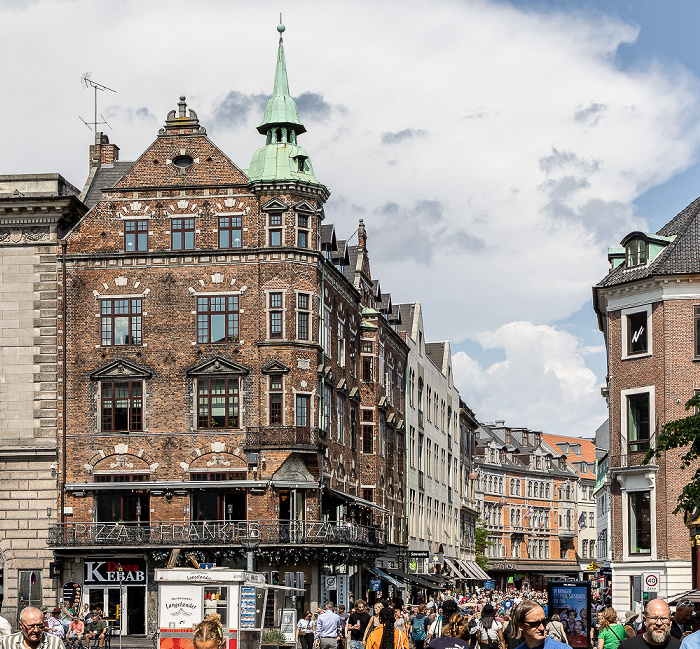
[412,616,428,641]
[546,622,563,642]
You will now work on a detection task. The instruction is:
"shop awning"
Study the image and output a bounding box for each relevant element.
[457,559,479,580]
[384,568,437,590]
[324,487,389,514]
[419,572,450,586]
[444,557,466,580]
[370,568,405,589]
[467,561,490,580]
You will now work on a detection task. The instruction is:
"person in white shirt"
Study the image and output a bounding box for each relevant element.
[0,612,11,637]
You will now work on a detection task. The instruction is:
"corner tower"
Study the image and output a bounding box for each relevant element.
[247,21,328,197]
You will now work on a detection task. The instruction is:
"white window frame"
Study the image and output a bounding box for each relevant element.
[620,385,655,452]
[621,304,652,360]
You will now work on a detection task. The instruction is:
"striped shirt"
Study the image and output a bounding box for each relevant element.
[1,632,65,649]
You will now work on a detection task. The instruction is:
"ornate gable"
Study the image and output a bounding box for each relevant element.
[187,355,250,377]
[293,199,316,214]
[89,358,152,380]
[261,359,291,374]
[261,197,288,212]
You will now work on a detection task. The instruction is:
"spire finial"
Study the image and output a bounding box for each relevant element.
[178,96,187,118]
[277,14,285,40]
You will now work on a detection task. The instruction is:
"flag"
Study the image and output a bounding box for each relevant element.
[578,512,586,529]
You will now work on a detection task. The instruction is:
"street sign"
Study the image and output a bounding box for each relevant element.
[642,572,659,592]
[588,561,600,571]
[408,551,430,558]
[431,553,444,565]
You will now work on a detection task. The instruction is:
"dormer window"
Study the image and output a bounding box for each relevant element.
[626,239,647,266]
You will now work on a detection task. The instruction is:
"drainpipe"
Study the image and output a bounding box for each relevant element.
[318,251,326,520]
[60,239,67,524]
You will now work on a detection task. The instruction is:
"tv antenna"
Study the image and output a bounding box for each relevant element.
[79,72,116,132]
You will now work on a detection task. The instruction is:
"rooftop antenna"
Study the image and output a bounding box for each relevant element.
[79,72,116,132]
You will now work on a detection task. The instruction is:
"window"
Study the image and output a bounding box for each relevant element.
[297,293,310,340]
[337,396,345,443]
[350,404,357,448]
[198,378,239,429]
[628,392,650,451]
[18,570,42,609]
[197,296,239,343]
[626,239,647,267]
[296,394,310,429]
[362,488,374,502]
[695,306,700,358]
[627,311,648,355]
[320,383,332,433]
[397,432,405,473]
[297,214,309,248]
[101,298,142,346]
[582,540,588,558]
[96,492,149,523]
[124,220,148,251]
[269,212,282,246]
[323,306,332,356]
[219,216,242,248]
[337,323,346,367]
[426,440,432,477]
[101,381,143,432]
[269,292,283,338]
[362,354,374,382]
[172,218,195,250]
[589,511,595,527]
[362,409,373,454]
[269,375,283,425]
[629,491,651,554]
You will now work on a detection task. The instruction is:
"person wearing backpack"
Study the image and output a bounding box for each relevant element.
[598,608,626,649]
[545,616,567,646]
[411,604,429,649]
[476,604,505,649]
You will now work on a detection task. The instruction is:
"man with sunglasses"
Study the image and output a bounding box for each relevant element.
[622,600,679,649]
[0,607,64,649]
[512,601,569,649]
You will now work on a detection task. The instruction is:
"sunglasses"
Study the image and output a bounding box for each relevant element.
[522,619,547,628]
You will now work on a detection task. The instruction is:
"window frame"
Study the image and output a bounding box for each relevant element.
[268,292,284,339]
[218,216,243,249]
[268,375,283,425]
[101,380,144,433]
[628,490,652,556]
[296,292,311,341]
[621,304,652,360]
[197,377,240,430]
[100,298,142,346]
[171,217,196,250]
[268,211,283,247]
[623,387,653,453]
[124,219,148,252]
[197,295,240,344]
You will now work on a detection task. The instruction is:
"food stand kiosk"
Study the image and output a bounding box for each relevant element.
[156,569,268,649]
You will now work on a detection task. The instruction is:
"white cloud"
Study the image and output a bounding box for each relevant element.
[1,0,698,434]
[453,322,607,436]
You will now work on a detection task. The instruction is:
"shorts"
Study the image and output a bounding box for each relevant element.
[350,641,364,649]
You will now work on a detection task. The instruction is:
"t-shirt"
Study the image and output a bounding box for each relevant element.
[348,612,371,641]
[297,619,314,634]
[425,638,471,649]
[600,625,627,649]
[477,620,503,643]
[622,633,681,649]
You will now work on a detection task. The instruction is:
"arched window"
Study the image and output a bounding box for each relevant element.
[545,484,550,499]
[528,482,532,497]
[417,378,424,412]
[510,479,514,494]
[539,483,544,498]
[499,478,503,494]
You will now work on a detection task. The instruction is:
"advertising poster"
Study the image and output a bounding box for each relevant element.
[159,585,202,628]
[547,582,591,649]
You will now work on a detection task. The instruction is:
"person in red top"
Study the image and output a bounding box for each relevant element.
[67,615,85,648]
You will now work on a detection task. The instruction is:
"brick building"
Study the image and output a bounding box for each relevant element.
[0,174,86,626]
[48,24,407,634]
[475,422,595,589]
[593,200,700,609]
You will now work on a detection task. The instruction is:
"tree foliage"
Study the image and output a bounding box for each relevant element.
[644,391,700,515]
[475,518,493,571]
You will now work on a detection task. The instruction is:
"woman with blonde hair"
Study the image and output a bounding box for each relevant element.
[597,608,626,649]
[366,608,408,649]
[363,603,384,645]
[193,614,226,649]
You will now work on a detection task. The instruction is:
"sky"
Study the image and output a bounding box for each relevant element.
[3,0,700,438]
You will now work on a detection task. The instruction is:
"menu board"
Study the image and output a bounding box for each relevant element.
[239,586,256,629]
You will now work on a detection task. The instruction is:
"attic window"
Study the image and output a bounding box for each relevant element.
[295,156,307,172]
[626,239,647,267]
[173,155,194,169]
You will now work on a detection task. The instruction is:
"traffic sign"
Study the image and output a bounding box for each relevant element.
[642,572,659,592]
[588,562,600,571]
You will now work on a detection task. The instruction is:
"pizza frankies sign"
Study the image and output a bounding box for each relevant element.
[84,559,146,584]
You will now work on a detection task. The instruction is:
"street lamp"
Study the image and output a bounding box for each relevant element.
[240,529,261,572]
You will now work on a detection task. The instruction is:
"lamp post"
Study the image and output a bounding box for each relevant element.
[240,531,261,572]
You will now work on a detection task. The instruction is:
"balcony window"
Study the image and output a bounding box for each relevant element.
[628,392,650,451]
[96,492,149,523]
[269,375,283,425]
[197,378,239,429]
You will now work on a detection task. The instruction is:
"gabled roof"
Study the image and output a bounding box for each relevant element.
[596,194,700,289]
[541,432,595,479]
[83,162,134,209]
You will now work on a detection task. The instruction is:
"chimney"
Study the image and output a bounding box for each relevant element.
[89,132,120,170]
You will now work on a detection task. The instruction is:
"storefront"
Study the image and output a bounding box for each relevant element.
[83,557,147,636]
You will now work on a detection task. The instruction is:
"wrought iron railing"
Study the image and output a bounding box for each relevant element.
[47,519,386,548]
[245,426,325,448]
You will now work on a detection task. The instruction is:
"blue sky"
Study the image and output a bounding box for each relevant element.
[3,0,700,437]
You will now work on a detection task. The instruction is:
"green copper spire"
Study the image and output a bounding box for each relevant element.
[247,20,323,185]
[256,18,306,135]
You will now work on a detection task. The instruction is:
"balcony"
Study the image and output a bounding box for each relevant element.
[558,527,576,538]
[48,519,386,549]
[245,426,325,451]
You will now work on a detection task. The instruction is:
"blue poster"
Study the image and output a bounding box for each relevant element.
[369,579,381,592]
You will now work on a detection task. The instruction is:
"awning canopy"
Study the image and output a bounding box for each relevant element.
[384,568,437,590]
[457,559,479,580]
[324,487,389,514]
[468,561,490,581]
[370,568,405,589]
[444,557,466,580]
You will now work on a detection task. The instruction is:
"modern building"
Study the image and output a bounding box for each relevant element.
[0,174,86,625]
[593,199,700,608]
[474,422,595,589]
[48,24,408,634]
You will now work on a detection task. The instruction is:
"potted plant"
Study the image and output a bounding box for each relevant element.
[261,629,287,649]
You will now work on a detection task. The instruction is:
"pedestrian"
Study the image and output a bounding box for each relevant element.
[511,601,568,649]
[410,604,429,649]
[45,608,65,639]
[364,604,383,645]
[426,611,472,649]
[297,611,315,649]
[338,606,350,649]
[316,602,341,649]
[0,606,64,649]
[672,605,694,641]
[347,600,371,649]
[545,616,566,645]
[66,614,85,649]
[365,608,408,649]
[192,614,226,649]
[598,609,626,649]
[0,606,11,637]
[623,600,679,649]
[476,604,505,649]
[624,613,639,639]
